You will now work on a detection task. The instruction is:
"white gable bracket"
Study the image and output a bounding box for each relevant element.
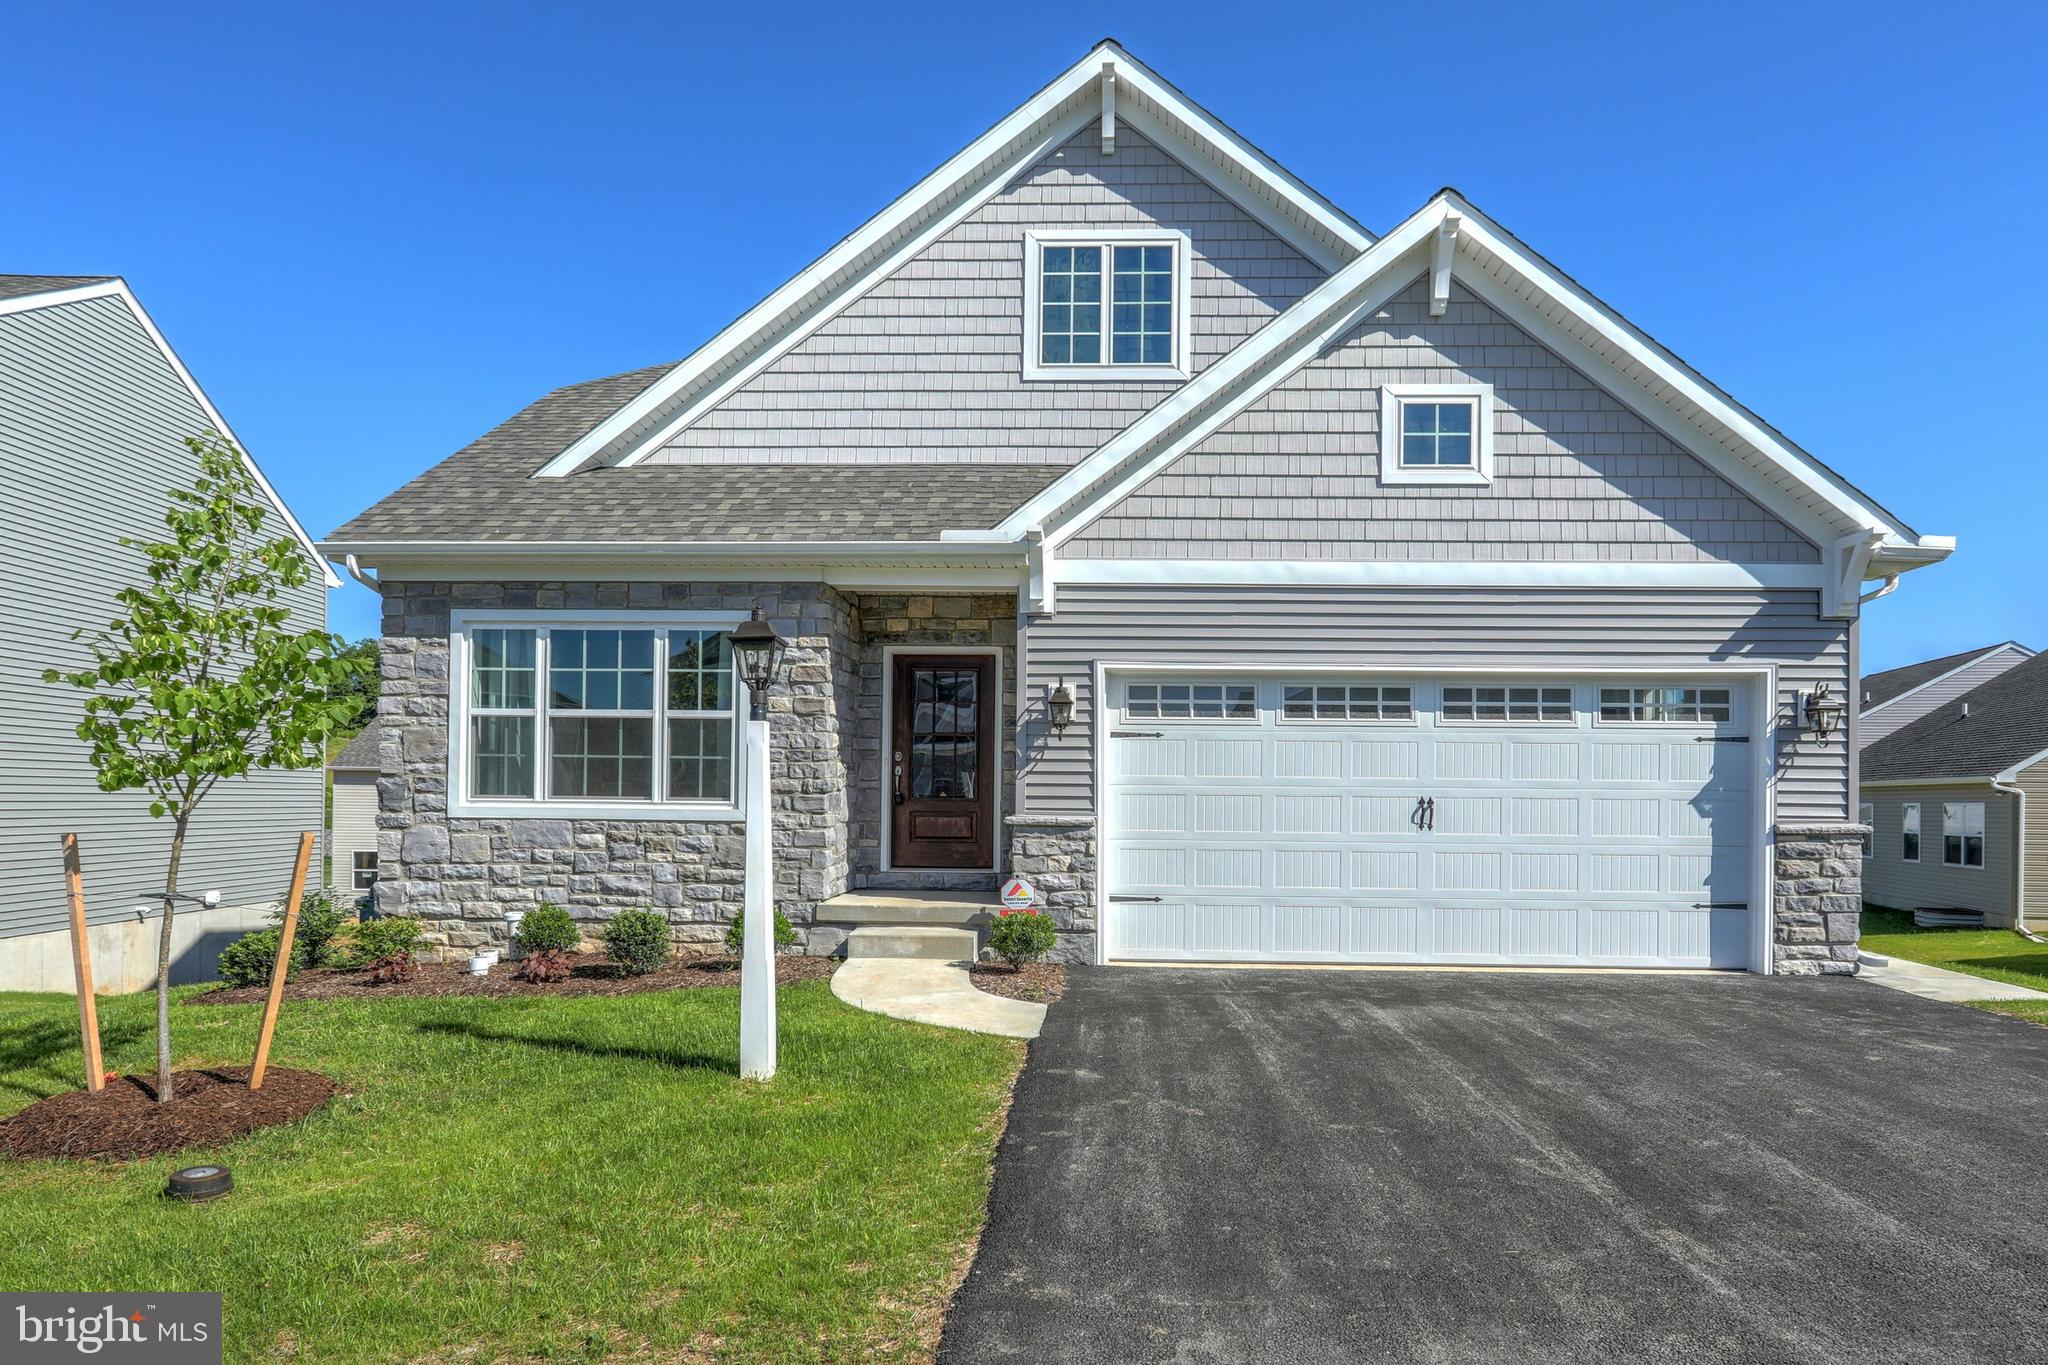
[1826,529,1884,618]
[1100,61,1117,154]
[1430,213,1461,317]
[1026,525,1056,613]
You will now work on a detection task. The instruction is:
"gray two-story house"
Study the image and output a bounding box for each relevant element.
[1,274,337,991]
[326,42,1951,976]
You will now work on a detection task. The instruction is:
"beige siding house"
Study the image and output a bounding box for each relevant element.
[0,275,338,992]
[1862,650,2048,930]
[324,41,1954,978]
[1858,642,2033,748]
[329,728,382,907]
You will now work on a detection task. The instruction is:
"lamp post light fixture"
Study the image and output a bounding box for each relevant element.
[726,606,790,1080]
[1803,682,1846,740]
[1047,679,1075,737]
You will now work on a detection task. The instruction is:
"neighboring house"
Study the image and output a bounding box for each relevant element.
[325,42,1954,976]
[0,274,339,992]
[1858,642,2034,748]
[1861,651,2048,930]
[329,729,382,906]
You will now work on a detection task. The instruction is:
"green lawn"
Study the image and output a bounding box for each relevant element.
[1862,906,2048,994]
[0,980,1022,1363]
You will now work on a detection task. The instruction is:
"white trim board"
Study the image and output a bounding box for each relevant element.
[1055,558,1828,591]
[877,645,1005,874]
[541,40,1371,478]
[3,277,341,587]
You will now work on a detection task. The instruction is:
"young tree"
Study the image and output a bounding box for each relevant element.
[46,435,365,1102]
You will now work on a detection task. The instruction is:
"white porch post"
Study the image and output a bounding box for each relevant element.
[739,707,776,1080]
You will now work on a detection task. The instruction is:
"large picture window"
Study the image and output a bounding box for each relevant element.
[456,616,741,813]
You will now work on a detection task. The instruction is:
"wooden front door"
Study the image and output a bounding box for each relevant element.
[891,655,996,868]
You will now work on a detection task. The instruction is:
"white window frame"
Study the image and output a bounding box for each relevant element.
[1378,382,1495,487]
[1022,229,1193,382]
[1438,683,1576,724]
[1122,679,1257,723]
[1859,802,1874,860]
[1902,802,1921,863]
[1276,682,1417,725]
[448,609,748,821]
[1595,685,1736,726]
[1942,801,1986,869]
[351,850,379,890]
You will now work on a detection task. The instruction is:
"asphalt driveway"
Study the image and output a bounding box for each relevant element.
[939,968,2048,1365]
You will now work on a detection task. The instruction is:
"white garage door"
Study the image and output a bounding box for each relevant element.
[1103,675,1758,969]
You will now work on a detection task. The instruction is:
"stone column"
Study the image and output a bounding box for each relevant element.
[1773,822,1867,975]
[1006,814,1097,964]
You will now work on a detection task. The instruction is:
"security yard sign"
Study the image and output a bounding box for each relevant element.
[1000,877,1036,910]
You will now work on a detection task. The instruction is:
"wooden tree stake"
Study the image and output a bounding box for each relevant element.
[250,831,316,1090]
[61,834,105,1092]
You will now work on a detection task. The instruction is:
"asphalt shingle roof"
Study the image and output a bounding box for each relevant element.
[0,274,112,301]
[1862,650,2048,782]
[330,728,381,771]
[326,364,1064,543]
[1861,643,2018,709]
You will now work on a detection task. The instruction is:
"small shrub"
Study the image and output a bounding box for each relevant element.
[344,915,424,969]
[723,908,797,957]
[217,928,290,989]
[603,909,671,976]
[988,908,1058,968]
[274,886,350,967]
[514,948,573,983]
[366,951,415,985]
[518,903,580,956]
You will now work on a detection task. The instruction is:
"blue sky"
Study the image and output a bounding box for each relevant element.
[5,1,2042,668]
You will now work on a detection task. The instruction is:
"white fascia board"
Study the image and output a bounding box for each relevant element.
[323,537,1029,588]
[1997,745,2048,784]
[322,537,1023,562]
[1863,643,2033,716]
[5,278,341,588]
[1445,198,1946,559]
[1861,776,2001,788]
[991,203,1452,544]
[1056,558,1826,591]
[546,42,1373,478]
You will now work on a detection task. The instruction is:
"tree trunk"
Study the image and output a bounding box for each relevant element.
[156,816,187,1103]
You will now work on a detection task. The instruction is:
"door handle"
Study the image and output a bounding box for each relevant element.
[1426,797,1437,831]
[893,750,905,806]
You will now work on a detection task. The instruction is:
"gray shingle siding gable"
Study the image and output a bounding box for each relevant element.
[1064,277,1820,563]
[0,293,327,941]
[650,126,1326,466]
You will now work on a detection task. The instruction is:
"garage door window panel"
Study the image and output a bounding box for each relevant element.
[1281,684,1414,722]
[1126,682,1256,720]
[1597,686,1733,723]
[1442,685,1573,723]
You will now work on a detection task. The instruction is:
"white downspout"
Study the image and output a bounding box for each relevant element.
[1991,777,2042,939]
[342,554,380,592]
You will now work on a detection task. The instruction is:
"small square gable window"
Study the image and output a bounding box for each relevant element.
[1024,231,1190,381]
[1379,383,1494,486]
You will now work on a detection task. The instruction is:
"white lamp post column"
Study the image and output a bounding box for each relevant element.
[727,607,789,1083]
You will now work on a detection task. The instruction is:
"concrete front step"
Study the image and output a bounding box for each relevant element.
[851,869,1000,892]
[816,888,1002,929]
[844,925,980,962]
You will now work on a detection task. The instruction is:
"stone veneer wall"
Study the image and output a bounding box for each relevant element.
[1773,823,1866,975]
[848,593,1020,887]
[373,580,859,956]
[1007,815,1097,963]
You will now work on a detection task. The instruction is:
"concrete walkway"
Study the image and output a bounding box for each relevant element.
[1857,951,2048,1004]
[831,958,1046,1039]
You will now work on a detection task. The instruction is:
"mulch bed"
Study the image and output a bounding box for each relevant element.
[0,1067,337,1161]
[969,962,1066,1005]
[188,953,837,1006]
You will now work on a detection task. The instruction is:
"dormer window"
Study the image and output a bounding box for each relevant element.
[1379,383,1496,486]
[1022,230,1191,381]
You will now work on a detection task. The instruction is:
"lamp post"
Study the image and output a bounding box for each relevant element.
[728,607,789,1081]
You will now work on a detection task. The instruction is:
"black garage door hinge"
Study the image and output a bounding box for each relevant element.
[1108,894,1164,903]
[1112,730,1165,739]
[1693,902,1750,910]
[1695,736,1751,743]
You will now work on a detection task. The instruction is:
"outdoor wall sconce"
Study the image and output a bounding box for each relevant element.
[1048,679,1075,736]
[1803,683,1845,740]
[728,606,789,720]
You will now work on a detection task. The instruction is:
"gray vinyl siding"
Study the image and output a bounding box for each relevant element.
[0,292,327,943]
[651,126,1325,466]
[1859,647,2032,748]
[330,770,380,892]
[1019,584,1851,822]
[1064,277,1818,564]
[1861,784,2017,925]
[2013,759,2048,931]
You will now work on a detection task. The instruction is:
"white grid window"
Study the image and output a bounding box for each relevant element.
[1399,401,1475,468]
[1038,245,1103,365]
[1442,685,1573,722]
[1902,802,1921,862]
[351,851,378,891]
[1282,684,1413,721]
[1943,802,1985,868]
[1599,686,1734,723]
[1126,682,1256,720]
[460,620,739,809]
[1860,802,1875,860]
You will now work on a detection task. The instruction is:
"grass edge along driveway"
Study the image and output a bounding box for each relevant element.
[1862,905,2048,1027]
[0,979,1023,1363]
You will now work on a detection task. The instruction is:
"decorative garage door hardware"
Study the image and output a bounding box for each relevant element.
[1113,729,1165,739]
[1410,796,1437,831]
[1109,895,1164,903]
[1696,735,1752,743]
